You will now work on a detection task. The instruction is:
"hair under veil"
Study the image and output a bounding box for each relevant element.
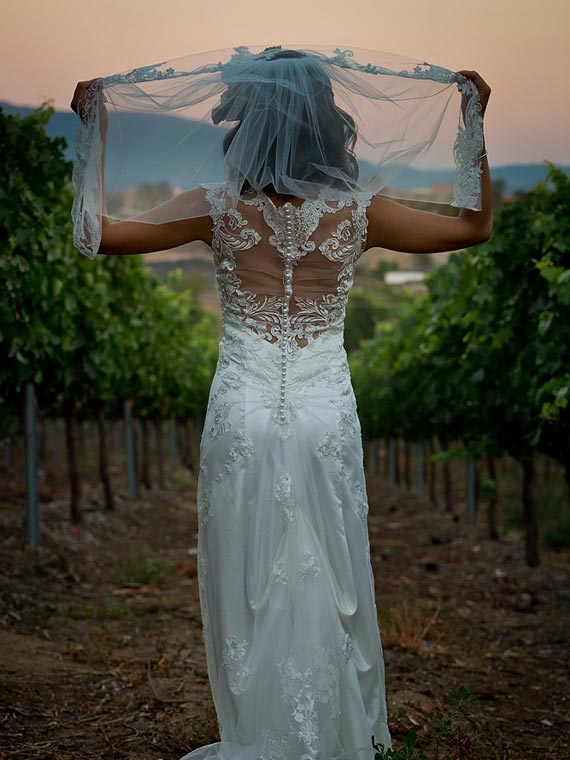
[212,48,360,199]
[71,44,484,258]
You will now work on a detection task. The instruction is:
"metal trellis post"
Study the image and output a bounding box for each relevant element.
[24,383,40,547]
[388,438,396,486]
[169,418,178,467]
[124,400,138,498]
[416,441,425,496]
[466,457,477,524]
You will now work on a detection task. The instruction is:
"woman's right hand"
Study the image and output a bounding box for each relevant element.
[70,78,101,123]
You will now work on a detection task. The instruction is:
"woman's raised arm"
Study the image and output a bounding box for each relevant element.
[365,70,492,254]
[98,213,213,255]
[71,78,213,255]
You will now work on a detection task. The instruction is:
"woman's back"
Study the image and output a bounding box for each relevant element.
[204,181,373,353]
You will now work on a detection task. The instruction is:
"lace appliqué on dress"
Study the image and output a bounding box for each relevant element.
[214,430,254,483]
[208,401,234,439]
[299,551,321,590]
[270,557,289,587]
[205,181,372,353]
[317,397,370,524]
[277,638,341,760]
[197,479,213,527]
[338,630,354,664]
[317,431,346,476]
[260,727,290,760]
[197,549,211,649]
[222,634,251,695]
[274,473,297,528]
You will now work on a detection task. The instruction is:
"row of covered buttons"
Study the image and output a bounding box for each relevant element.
[278,205,294,424]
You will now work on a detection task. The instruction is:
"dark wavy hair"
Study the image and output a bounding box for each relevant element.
[212,48,359,199]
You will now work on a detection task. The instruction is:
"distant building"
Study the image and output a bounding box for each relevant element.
[384,271,426,285]
[383,182,454,204]
[385,187,432,201]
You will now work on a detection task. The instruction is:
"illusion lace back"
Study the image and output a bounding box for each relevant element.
[180,180,392,760]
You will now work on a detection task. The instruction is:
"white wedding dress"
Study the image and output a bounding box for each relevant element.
[180,181,392,760]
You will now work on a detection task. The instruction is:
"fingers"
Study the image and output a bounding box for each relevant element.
[70,78,101,119]
[457,70,491,91]
[458,70,481,86]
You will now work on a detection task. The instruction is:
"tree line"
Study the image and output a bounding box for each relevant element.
[350,163,570,566]
[0,104,219,525]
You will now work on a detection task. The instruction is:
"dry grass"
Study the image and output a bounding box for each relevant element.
[378,595,444,656]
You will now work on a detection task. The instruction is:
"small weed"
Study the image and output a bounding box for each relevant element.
[540,497,570,549]
[55,601,72,617]
[45,598,130,627]
[166,465,194,489]
[75,602,96,618]
[378,597,443,656]
[10,591,27,608]
[113,547,175,586]
[372,687,479,759]
[100,599,130,618]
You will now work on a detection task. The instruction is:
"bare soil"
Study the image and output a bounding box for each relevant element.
[1,458,569,760]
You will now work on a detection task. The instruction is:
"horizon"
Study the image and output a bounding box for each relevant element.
[1,98,568,177]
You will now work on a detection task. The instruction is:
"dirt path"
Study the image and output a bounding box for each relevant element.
[1,466,569,760]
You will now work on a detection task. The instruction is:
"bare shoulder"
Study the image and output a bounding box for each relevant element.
[364,193,489,254]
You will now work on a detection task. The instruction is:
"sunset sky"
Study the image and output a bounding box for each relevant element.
[2,0,569,167]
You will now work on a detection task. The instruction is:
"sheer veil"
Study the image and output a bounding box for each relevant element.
[71,44,484,258]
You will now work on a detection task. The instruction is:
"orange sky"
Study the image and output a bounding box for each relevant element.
[2,0,569,166]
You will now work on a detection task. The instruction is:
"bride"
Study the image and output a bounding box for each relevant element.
[72,49,491,760]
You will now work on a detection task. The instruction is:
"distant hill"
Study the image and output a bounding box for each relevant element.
[2,100,568,196]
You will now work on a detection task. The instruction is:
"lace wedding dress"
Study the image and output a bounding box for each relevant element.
[180,180,392,760]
